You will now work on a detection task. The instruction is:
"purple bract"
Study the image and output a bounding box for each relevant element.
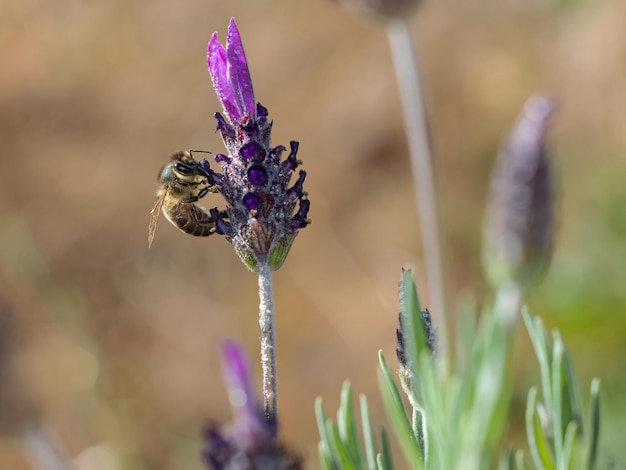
[207,18,256,124]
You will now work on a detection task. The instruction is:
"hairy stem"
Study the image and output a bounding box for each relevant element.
[386,18,449,374]
[258,262,277,428]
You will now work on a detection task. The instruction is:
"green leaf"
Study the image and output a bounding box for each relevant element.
[316,397,349,469]
[587,378,601,470]
[561,421,579,469]
[380,427,394,470]
[551,338,564,463]
[515,450,530,470]
[378,351,424,468]
[552,331,583,440]
[523,310,554,411]
[525,387,556,470]
[338,381,364,466]
[318,441,335,470]
[360,394,378,470]
[315,398,335,468]
[499,448,514,470]
[328,420,357,470]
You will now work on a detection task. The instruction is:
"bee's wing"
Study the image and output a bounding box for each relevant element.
[148,190,167,248]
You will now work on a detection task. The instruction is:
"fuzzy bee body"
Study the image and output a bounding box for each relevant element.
[148,150,220,247]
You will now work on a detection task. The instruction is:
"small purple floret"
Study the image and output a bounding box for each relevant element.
[256,103,268,118]
[214,112,230,134]
[247,164,268,186]
[243,192,262,212]
[287,170,307,199]
[198,159,222,185]
[240,141,264,161]
[214,153,232,164]
[292,198,310,229]
[209,208,230,235]
[282,141,301,171]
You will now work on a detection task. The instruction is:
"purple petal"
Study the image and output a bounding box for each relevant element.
[226,18,256,120]
[208,32,240,123]
[220,340,259,422]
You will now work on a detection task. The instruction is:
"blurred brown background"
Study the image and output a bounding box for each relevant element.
[1,0,625,468]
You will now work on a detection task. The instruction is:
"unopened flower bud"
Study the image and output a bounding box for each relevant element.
[483,95,556,290]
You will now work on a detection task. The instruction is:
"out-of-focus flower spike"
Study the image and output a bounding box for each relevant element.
[220,340,263,432]
[483,94,557,290]
[202,341,302,470]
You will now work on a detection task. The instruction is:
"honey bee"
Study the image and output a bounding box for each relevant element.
[148,150,222,247]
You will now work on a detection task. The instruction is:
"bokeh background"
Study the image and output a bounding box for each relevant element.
[1,0,625,468]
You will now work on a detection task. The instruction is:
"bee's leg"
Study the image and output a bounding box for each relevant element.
[190,206,215,226]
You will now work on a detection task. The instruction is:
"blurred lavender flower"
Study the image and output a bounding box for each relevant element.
[483,95,557,290]
[202,341,302,470]
[200,18,310,272]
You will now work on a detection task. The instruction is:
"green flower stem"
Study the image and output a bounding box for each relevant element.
[258,262,277,423]
[386,18,449,374]
[20,427,73,470]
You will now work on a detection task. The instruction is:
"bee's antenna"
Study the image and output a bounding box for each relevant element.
[189,149,212,157]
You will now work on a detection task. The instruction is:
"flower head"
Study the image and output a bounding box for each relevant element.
[202,341,302,470]
[202,19,310,271]
[483,95,556,290]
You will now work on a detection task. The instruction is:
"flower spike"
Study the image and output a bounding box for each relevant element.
[206,18,310,271]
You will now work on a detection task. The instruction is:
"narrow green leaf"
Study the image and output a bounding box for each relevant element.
[338,381,364,466]
[316,398,334,461]
[523,310,554,411]
[526,387,555,470]
[553,330,583,438]
[587,378,601,470]
[378,351,424,468]
[515,450,530,470]
[376,453,386,470]
[551,338,564,463]
[318,441,335,470]
[412,406,427,461]
[380,427,394,470]
[561,421,579,469]
[326,420,357,470]
[360,394,378,470]
[499,448,514,470]
[455,295,477,373]
[316,398,347,469]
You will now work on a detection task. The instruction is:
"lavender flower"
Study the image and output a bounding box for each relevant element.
[201,18,310,272]
[202,341,302,470]
[483,95,556,290]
